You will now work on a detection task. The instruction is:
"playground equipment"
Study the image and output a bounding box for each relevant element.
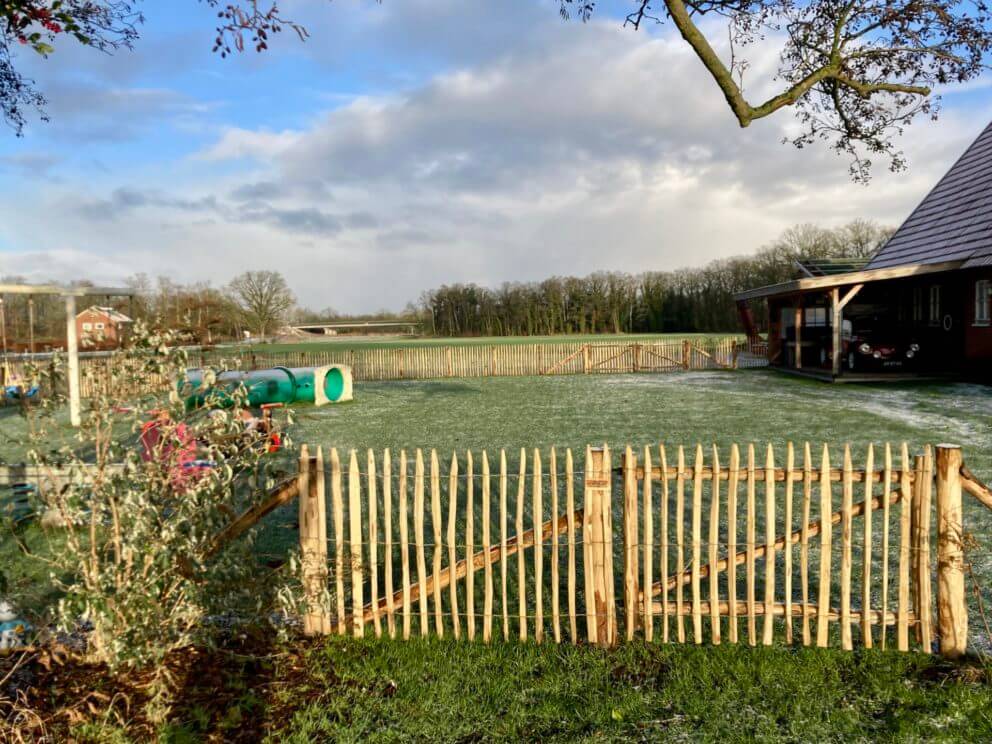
[182,365,353,409]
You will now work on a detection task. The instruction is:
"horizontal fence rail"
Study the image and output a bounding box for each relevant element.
[1,337,764,399]
[292,442,972,657]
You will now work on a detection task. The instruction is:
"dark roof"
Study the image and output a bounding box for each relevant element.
[867,121,992,270]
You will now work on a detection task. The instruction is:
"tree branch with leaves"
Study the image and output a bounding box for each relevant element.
[562,0,992,180]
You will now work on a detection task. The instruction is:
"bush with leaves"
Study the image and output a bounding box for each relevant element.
[10,322,296,703]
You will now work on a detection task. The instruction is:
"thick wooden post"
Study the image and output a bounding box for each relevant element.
[831,287,842,377]
[793,298,803,370]
[64,294,81,427]
[298,447,330,635]
[584,446,616,646]
[582,344,590,374]
[682,339,691,370]
[935,445,967,658]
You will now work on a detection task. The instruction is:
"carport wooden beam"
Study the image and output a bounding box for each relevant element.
[830,284,864,376]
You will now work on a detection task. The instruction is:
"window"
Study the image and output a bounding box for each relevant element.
[913,287,923,323]
[81,322,92,331]
[976,280,991,326]
[929,285,941,326]
[95,322,105,330]
[804,307,827,327]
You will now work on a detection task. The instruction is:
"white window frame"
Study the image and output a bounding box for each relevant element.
[929,285,941,326]
[81,322,92,331]
[95,322,105,330]
[976,279,991,326]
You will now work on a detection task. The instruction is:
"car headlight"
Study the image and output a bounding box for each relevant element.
[905,350,915,359]
[909,343,920,352]
[873,351,882,359]
[858,343,872,354]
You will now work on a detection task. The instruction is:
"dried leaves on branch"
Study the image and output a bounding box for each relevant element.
[562,0,992,180]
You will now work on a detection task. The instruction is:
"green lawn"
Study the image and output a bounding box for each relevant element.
[66,636,992,742]
[5,368,992,741]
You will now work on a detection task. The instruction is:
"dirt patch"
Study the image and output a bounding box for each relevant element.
[0,630,334,742]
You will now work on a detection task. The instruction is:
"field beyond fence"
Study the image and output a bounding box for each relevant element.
[59,336,765,398]
[261,441,989,658]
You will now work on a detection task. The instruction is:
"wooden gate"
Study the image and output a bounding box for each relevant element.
[294,442,974,657]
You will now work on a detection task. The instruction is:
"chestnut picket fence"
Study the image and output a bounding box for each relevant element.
[276,441,985,657]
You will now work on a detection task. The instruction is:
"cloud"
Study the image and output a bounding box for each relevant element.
[1,6,988,313]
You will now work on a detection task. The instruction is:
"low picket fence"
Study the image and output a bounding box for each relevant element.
[279,441,987,657]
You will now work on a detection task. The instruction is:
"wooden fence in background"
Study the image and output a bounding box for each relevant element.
[288,442,978,657]
[57,337,759,397]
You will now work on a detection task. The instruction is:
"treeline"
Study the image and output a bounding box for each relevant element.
[420,221,893,336]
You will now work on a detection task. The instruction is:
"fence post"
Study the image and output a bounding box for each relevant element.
[584,446,617,646]
[682,339,691,370]
[623,447,640,639]
[298,446,330,636]
[582,344,590,374]
[935,444,967,658]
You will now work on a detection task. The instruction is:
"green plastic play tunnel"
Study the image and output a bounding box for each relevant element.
[182,364,352,409]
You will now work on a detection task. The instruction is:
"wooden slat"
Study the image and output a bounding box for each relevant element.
[644,446,655,642]
[660,444,671,643]
[349,450,364,638]
[584,446,597,645]
[691,444,704,644]
[448,453,461,640]
[676,445,686,643]
[862,444,874,648]
[368,450,381,637]
[625,446,639,641]
[784,442,794,645]
[332,448,346,634]
[500,450,510,641]
[898,443,911,651]
[763,444,776,646]
[919,446,933,651]
[602,445,616,646]
[431,450,444,637]
[533,449,543,643]
[551,447,561,644]
[709,444,721,645]
[566,448,578,643]
[800,442,812,646]
[840,445,853,651]
[482,451,494,643]
[414,450,429,636]
[384,450,395,638]
[517,448,527,641]
[727,444,739,645]
[746,444,757,646]
[400,451,412,639]
[816,444,831,648]
[467,451,476,641]
[880,444,892,650]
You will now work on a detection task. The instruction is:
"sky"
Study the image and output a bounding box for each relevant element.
[0,0,990,313]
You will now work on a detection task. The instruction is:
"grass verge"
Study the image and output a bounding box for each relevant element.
[5,633,990,742]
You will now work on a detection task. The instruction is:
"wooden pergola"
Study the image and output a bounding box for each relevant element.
[0,283,135,427]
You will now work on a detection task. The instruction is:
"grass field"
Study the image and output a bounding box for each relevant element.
[226,331,742,354]
[5,368,992,741]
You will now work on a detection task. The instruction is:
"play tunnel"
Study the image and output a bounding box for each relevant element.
[182,365,353,409]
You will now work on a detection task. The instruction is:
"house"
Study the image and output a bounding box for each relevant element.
[76,306,133,350]
[735,121,992,381]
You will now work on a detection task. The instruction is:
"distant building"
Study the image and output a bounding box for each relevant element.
[736,121,992,381]
[76,306,133,350]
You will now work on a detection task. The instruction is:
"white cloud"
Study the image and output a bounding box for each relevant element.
[1,7,989,312]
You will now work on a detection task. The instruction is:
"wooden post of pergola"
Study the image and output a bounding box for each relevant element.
[0,283,135,427]
[830,284,865,377]
[793,295,803,370]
